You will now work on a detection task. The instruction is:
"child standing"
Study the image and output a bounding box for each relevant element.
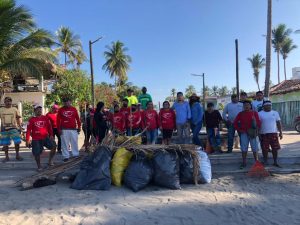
[111,104,126,135]
[143,101,159,144]
[159,101,176,145]
[126,104,143,136]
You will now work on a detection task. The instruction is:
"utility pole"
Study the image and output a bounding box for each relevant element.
[264,0,272,98]
[235,39,240,100]
[191,73,205,109]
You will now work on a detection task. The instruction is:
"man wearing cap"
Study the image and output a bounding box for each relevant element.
[0,97,23,162]
[252,91,265,112]
[26,105,56,170]
[125,89,138,107]
[46,104,61,154]
[138,87,152,110]
[57,97,81,162]
[189,93,203,146]
[222,94,243,153]
[259,100,283,167]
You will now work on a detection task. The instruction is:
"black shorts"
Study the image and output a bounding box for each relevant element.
[162,129,173,139]
[32,137,56,156]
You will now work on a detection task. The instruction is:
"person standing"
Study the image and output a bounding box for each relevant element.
[80,104,93,150]
[222,94,243,153]
[126,104,143,136]
[172,92,191,144]
[259,101,283,167]
[46,104,61,154]
[120,98,131,119]
[125,89,138,107]
[252,91,264,112]
[239,92,248,103]
[205,103,223,153]
[234,100,261,169]
[26,105,56,171]
[138,87,152,110]
[57,97,81,162]
[111,104,126,135]
[0,97,23,162]
[159,101,176,145]
[143,101,159,144]
[94,102,109,143]
[189,94,204,146]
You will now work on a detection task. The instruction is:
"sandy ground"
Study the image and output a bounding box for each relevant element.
[0,172,300,225]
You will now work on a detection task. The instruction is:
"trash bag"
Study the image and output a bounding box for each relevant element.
[71,146,112,190]
[111,147,133,186]
[33,177,56,188]
[180,152,200,184]
[198,150,212,184]
[153,151,181,189]
[124,153,153,192]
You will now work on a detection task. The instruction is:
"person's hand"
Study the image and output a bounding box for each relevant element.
[77,128,81,134]
[279,132,283,140]
[26,140,31,147]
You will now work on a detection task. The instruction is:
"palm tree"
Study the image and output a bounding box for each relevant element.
[247,54,266,91]
[171,88,176,101]
[218,86,229,97]
[264,0,272,97]
[102,41,132,92]
[210,85,219,96]
[185,85,196,98]
[281,38,297,80]
[55,26,83,66]
[73,48,87,69]
[272,24,292,83]
[231,87,237,94]
[0,0,56,82]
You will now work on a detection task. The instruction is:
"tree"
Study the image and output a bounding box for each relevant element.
[185,85,196,98]
[171,88,176,101]
[231,87,237,94]
[55,26,83,66]
[281,38,297,80]
[272,23,292,83]
[264,0,272,97]
[46,69,91,107]
[0,0,56,82]
[73,48,87,69]
[102,41,132,93]
[210,85,219,96]
[94,82,119,108]
[218,86,229,97]
[247,54,265,91]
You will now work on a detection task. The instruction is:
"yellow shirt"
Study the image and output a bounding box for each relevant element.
[0,107,21,130]
[125,95,138,107]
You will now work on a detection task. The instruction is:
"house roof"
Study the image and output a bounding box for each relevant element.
[270,79,300,95]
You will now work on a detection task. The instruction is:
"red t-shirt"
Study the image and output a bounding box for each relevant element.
[57,106,81,131]
[143,109,159,130]
[120,107,130,119]
[111,112,126,132]
[126,111,143,129]
[158,109,176,130]
[46,112,58,129]
[26,116,53,141]
[233,110,261,133]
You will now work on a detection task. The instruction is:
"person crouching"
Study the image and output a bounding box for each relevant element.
[26,105,56,171]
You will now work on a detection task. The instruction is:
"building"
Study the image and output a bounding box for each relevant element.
[292,67,300,80]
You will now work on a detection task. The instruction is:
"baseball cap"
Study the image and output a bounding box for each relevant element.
[34,104,42,110]
[263,100,272,106]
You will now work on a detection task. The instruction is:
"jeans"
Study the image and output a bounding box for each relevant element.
[191,122,202,146]
[227,124,236,151]
[146,129,158,144]
[176,122,191,144]
[240,132,258,152]
[207,128,221,149]
[127,128,140,136]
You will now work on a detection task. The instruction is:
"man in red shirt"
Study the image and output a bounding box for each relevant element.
[57,97,81,162]
[26,105,56,171]
[120,98,130,119]
[143,101,159,144]
[46,104,61,154]
[111,104,126,135]
[126,104,143,136]
[159,101,176,145]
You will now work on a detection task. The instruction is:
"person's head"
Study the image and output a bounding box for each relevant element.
[51,104,59,113]
[96,101,105,113]
[131,104,137,112]
[146,101,153,110]
[240,92,248,101]
[127,88,133,97]
[122,98,128,107]
[243,100,252,111]
[189,93,200,105]
[231,94,238,103]
[114,104,120,113]
[137,103,142,111]
[207,102,214,112]
[4,97,12,108]
[256,91,264,101]
[34,105,43,116]
[163,101,170,109]
[142,87,147,94]
[177,92,184,102]
[62,97,71,107]
[263,100,272,112]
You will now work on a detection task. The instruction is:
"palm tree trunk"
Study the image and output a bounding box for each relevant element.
[257,83,260,91]
[284,58,287,80]
[277,51,280,83]
[264,0,272,97]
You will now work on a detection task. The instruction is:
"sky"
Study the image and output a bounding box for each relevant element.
[18,0,300,104]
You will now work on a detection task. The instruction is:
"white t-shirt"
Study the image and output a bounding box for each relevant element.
[252,100,264,112]
[258,110,281,134]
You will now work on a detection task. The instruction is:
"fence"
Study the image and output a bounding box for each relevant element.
[272,101,300,128]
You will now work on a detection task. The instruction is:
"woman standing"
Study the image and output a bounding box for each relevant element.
[94,102,108,143]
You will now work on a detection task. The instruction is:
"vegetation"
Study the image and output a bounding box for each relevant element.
[281,38,297,80]
[247,54,265,91]
[185,85,196,98]
[22,101,34,122]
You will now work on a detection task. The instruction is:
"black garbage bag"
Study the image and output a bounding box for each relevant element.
[71,146,112,190]
[33,177,56,188]
[179,152,194,184]
[124,153,153,192]
[153,151,181,190]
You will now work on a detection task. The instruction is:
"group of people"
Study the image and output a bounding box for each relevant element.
[0,87,283,170]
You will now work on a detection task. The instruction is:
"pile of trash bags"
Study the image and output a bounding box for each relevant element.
[71,146,211,192]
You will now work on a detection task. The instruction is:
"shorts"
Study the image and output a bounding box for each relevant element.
[260,133,280,153]
[162,129,173,139]
[32,137,56,156]
[240,132,258,152]
[0,129,21,146]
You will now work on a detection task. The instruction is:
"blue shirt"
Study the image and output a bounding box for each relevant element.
[191,102,203,125]
[222,102,243,122]
[172,101,191,124]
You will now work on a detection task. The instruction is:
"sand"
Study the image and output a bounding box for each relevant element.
[0,171,300,225]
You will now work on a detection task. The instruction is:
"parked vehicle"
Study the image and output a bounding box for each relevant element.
[294,116,300,133]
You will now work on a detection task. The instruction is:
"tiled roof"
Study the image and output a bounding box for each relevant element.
[270,79,300,95]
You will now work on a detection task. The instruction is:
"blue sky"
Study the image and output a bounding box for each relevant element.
[19,0,300,104]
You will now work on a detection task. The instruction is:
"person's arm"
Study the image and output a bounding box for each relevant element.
[16,108,22,128]
[149,95,152,102]
[47,118,54,138]
[222,104,228,121]
[233,113,240,131]
[75,108,81,131]
[26,119,32,145]
[198,104,204,124]
[187,103,191,120]
[276,112,283,139]
[57,110,61,133]
[155,111,159,129]
[254,112,261,129]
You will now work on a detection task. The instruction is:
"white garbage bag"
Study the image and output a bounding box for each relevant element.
[197,149,212,184]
